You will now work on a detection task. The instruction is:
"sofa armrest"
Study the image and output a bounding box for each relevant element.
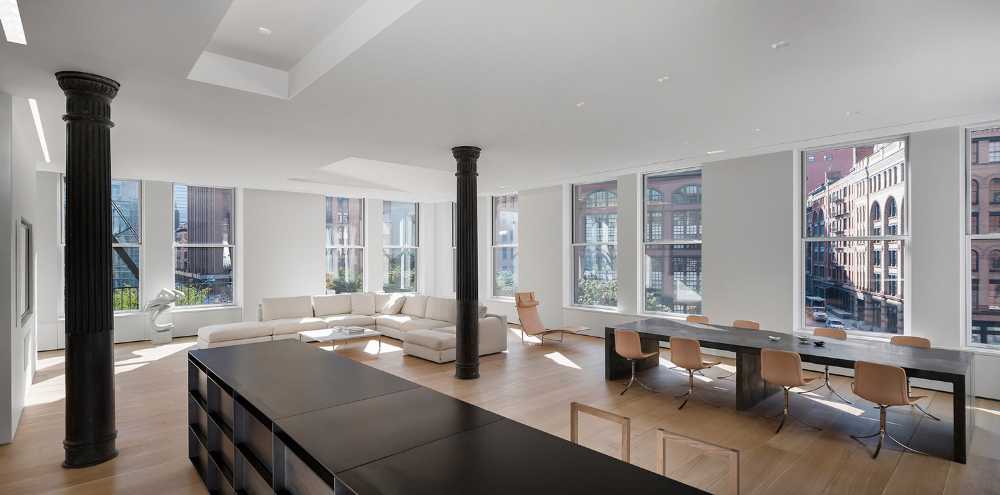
[479,314,509,353]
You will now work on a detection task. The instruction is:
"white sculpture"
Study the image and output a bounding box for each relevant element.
[145,288,184,344]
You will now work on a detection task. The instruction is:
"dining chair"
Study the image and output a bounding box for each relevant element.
[732,320,760,330]
[888,335,940,421]
[686,315,710,324]
[656,428,740,495]
[761,348,821,434]
[799,327,852,404]
[613,329,658,395]
[669,337,720,409]
[514,292,587,344]
[850,361,928,458]
[570,402,631,462]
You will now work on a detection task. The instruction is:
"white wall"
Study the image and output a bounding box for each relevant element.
[702,151,798,332]
[1,94,38,443]
[516,186,564,326]
[430,201,454,298]
[241,189,326,319]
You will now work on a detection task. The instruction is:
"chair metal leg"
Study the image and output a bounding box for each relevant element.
[767,387,822,434]
[851,406,928,459]
[799,366,852,404]
[911,402,941,422]
[674,370,695,409]
[620,360,653,395]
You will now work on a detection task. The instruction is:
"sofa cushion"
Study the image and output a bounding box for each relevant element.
[313,294,351,316]
[322,314,377,327]
[405,330,456,351]
[270,317,329,335]
[401,295,428,318]
[198,321,273,343]
[425,297,457,323]
[261,296,314,321]
[401,319,453,332]
[375,314,416,330]
[351,292,377,315]
[377,293,407,315]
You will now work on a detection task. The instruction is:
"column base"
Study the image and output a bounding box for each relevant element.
[63,436,118,469]
[455,363,480,380]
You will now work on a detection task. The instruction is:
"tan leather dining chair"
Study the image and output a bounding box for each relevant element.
[888,336,939,421]
[732,320,760,330]
[850,361,928,458]
[799,327,852,404]
[686,315,710,324]
[614,330,658,395]
[761,348,821,434]
[669,337,720,409]
[514,292,587,344]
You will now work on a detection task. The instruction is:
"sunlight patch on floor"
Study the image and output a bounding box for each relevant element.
[319,340,402,354]
[800,393,866,416]
[544,352,582,370]
[35,355,65,371]
[25,373,65,407]
[115,341,196,366]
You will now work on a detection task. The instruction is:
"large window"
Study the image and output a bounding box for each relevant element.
[492,193,518,297]
[325,197,364,294]
[572,181,618,307]
[173,184,235,306]
[61,177,142,312]
[383,201,418,293]
[643,170,702,315]
[802,139,908,334]
[968,126,1000,347]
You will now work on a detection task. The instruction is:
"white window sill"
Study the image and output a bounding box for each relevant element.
[487,296,515,304]
[562,305,630,316]
[173,304,242,314]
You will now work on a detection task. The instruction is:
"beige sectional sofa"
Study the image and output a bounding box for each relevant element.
[196,292,508,364]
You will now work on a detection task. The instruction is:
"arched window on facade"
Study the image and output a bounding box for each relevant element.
[991,250,1000,272]
[971,179,979,205]
[585,190,617,208]
[646,188,663,203]
[870,201,881,222]
[885,196,897,219]
[672,184,701,205]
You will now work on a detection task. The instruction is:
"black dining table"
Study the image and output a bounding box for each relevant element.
[606,318,976,463]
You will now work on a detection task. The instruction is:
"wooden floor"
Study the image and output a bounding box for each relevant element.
[2,330,998,494]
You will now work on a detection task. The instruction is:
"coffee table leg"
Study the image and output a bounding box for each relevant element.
[377,335,382,354]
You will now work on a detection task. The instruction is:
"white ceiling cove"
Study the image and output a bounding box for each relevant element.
[1,0,1000,201]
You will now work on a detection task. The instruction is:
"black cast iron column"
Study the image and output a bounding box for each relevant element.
[57,71,120,468]
[453,146,481,379]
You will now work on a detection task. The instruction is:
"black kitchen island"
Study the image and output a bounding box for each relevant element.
[188,340,704,494]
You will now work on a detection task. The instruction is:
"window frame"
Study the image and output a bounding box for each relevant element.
[324,196,366,294]
[491,193,519,299]
[172,183,238,308]
[966,124,1000,349]
[641,167,704,317]
[800,136,911,336]
[570,181,619,309]
[60,175,144,314]
[382,200,420,293]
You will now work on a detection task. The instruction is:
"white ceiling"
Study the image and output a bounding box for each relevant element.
[206,0,366,70]
[2,0,1000,202]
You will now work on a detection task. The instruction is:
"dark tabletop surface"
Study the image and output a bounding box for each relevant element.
[276,387,504,473]
[337,419,707,495]
[188,340,419,419]
[613,318,973,376]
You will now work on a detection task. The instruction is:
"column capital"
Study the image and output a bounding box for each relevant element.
[452,146,481,176]
[56,71,120,100]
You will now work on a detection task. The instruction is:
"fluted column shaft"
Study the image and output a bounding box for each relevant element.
[57,71,120,468]
[453,146,481,379]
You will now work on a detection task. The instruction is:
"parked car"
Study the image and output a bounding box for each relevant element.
[812,311,828,322]
[827,318,845,328]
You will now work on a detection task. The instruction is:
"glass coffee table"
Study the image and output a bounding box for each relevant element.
[297,327,383,354]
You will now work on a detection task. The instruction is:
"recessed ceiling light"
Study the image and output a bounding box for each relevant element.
[656,75,670,83]
[0,0,26,45]
[770,40,790,50]
[845,110,863,117]
[575,101,585,108]
[28,98,50,163]
[753,127,761,132]
[706,149,726,155]
[257,26,273,36]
